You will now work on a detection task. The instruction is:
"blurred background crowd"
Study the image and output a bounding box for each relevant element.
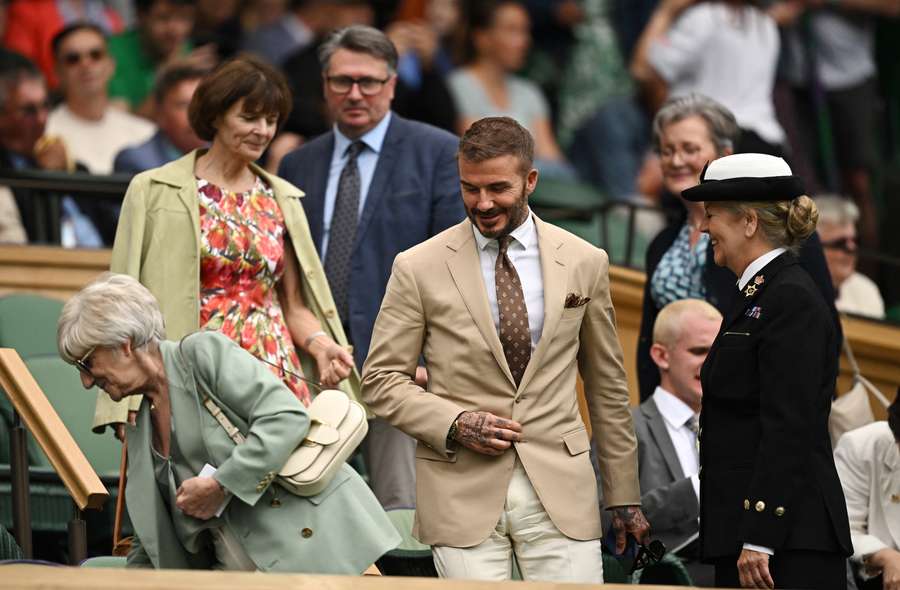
[0,0,898,324]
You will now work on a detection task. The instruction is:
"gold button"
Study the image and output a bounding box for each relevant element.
[743,499,750,510]
[325,309,336,318]
[774,506,785,517]
[755,501,765,512]
[305,269,315,278]
[270,498,282,508]
[301,528,313,538]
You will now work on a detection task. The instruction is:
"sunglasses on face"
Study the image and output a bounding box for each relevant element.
[325,75,390,96]
[16,100,51,118]
[628,539,667,575]
[74,346,97,378]
[821,236,857,254]
[62,48,106,67]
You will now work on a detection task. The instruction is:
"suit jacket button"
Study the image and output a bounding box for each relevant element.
[325,309,336,319]
[755,501,766,512]
[743,499,750,510]
[774,506,785,517]
[271,498,282,508]
[301,528,313,538]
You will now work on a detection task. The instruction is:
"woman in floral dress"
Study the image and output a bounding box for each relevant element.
[94,56,356,435]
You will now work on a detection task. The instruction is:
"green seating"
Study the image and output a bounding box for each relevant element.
[633,552,694,585]
[0,294,63,359]
[377,508,437,577]
[0,525,22,560]
[529,177,606,213]
[80,556,126,568]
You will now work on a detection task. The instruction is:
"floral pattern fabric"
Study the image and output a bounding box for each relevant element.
[197,176,310,405]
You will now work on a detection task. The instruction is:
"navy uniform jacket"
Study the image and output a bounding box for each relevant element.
[698,252,852,560]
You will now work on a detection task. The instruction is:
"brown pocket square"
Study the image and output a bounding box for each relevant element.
[564,293,591,308]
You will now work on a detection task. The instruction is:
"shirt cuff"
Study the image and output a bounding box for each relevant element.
[690,474,700,501]
[743,543,774,556]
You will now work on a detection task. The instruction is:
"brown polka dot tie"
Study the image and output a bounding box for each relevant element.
[495,235,531,386]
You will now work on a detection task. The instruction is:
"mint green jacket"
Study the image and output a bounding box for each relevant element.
[94,150,362,431]
[125,332,399,572]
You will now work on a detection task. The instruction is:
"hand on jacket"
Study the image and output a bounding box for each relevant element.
[452,411,523,456]
[176,476,226,520]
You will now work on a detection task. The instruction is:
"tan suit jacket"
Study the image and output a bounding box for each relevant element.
[361,216,640,548]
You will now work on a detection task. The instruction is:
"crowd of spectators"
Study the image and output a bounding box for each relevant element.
[0,0,896,323]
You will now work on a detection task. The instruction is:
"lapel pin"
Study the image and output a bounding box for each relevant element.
[743,284,757,297]
[754,275,765,285]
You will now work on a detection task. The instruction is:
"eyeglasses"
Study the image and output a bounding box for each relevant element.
[628,539,667,575]
[62,47,106,67]
[325,75,391,96]
[74,346,97,379]
[821,236,857,254]
[15,100,51,118]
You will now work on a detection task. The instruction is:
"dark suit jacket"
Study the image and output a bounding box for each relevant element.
[277,114,465,368]
[113,131,182,175]
[637,223,841,401]
[698,252,852,561]
[632,396,699,551]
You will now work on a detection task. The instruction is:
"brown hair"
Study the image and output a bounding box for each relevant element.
[153,61,209,105]
[720,195,819,254]
[457,116,534,175]
[188,55,292,141]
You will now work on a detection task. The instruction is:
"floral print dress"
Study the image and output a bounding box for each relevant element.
[197,176,310,405]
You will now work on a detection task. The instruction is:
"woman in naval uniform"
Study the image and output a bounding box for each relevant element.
[683,153,852,589]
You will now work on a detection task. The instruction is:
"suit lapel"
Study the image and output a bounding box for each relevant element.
[355,117,403,251]
[644,400,686,479]
[722,252,795,330]
[517,217,565,394]
[303,135,333,252]
[445,221,515,388]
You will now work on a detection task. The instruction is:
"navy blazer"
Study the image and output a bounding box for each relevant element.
[277,114,465,368]
[113,131,182,175]
[699,253,851,560]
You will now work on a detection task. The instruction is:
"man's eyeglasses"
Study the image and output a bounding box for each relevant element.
[16,100,51,118]
[628,539,667,574]
[821,236,857,254]
[62,48,106,67]
[325,75,391,96]
[74,346,97,378]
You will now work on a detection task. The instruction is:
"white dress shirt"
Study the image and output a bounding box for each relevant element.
[472,211,544,351]
[320,111,393,258]
[737,246,785,557]
[737,247,786,290]
[652,387,700,500]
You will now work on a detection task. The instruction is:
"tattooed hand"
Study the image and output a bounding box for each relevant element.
[609,505,651,554]
[452,411,523,456]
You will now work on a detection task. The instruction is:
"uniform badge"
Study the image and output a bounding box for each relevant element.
[745,305,762,319]
[754,275,765,285]
[743,284,757,297]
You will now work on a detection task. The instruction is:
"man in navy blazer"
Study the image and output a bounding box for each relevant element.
[277,25,463,509]
[113,63,206,174]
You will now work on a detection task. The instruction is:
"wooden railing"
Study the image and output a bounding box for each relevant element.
[0,348,108,561]
[0,245,897,413]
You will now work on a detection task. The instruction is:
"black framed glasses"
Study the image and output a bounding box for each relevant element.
[325,75,391,96]
[628,539,667,574]
[821,236,858,254]
[74,346,96,378]
[62,47,107,67]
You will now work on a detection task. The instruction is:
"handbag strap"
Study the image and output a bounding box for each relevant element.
[842,336,891,409]
[177,335,247,445]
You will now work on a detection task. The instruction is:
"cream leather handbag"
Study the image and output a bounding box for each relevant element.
[179,337,368,497]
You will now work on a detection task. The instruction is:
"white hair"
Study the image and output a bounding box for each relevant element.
[814,194,859,226]
[57,272,166,363]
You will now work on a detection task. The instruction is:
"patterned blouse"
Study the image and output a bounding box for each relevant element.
[650,223,709,309]
[197,176,310,405]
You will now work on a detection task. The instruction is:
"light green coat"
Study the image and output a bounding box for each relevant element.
[125,332,399,572]
[94,150,361,431]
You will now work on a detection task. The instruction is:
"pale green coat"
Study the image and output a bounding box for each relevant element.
[125,331,399,572]
[94,150,361,431]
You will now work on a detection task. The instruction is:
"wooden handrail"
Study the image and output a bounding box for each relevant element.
[0,349,108,511]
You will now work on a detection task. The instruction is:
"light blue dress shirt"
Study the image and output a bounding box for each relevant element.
[320,111,392,258]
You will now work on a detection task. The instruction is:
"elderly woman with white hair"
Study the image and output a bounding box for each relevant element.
[685,154,852,589]
[57,273,399,572]
[815,195,885,319]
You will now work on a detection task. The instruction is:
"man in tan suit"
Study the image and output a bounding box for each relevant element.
[361,117,648,582]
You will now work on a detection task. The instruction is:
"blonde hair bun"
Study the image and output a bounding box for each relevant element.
[786,195,818,242]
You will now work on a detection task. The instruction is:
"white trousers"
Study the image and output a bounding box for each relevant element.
[431,459,604,583]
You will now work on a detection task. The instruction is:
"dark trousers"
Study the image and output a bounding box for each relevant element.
[713,550,846,590]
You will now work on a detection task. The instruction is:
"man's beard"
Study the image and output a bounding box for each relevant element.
[468,185,529,239]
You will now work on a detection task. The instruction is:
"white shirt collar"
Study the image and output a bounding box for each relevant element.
[472,209,536,252]
[333,111,392,158]
[653,386,698,431]
[737,247,786,290]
